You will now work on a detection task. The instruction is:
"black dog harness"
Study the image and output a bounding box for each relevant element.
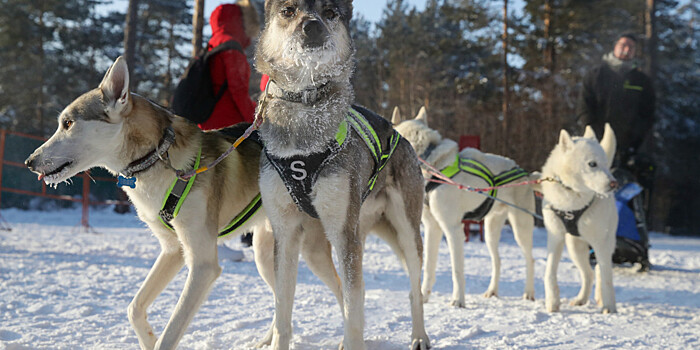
[265,107,401,219]
[425,154,528,221]
[158,126,263,237]
[548,198,595,237]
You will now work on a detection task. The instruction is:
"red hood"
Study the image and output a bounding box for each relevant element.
[209,4,251,50]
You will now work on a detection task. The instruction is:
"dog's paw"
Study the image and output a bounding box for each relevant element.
[602,307,617,314]
[482,290,498,298]
[450,299,466,308]
[255,338,272,348]
[546,302,560,313]
[569,297,588,306]
[523,292,535,301]
[411,337,431,350]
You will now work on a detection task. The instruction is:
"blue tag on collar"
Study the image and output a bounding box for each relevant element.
[117,175,137,189]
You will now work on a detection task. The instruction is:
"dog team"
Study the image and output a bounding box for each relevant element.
[25,0,621,349]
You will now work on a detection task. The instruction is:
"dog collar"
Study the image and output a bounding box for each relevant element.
[552,176,577,192]
[120,126,175,179]
[420,143,437,160]
[267,80,333,105]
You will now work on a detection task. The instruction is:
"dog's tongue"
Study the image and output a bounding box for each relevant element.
[38,174,45,181]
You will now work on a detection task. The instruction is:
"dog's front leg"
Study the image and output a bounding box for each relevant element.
[589,239,617,313]
[154,224,221,350]
[315,175,365,350]
[252,224,277,348]
[270,222,303,350]
[129,244,185,350]
[544,229,565,312]
[483,211,507,300]
[565,234,594,307]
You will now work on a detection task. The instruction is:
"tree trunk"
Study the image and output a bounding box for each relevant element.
[543,0,555,127]
[123,0,139,89]
[192,0,205,57]
[37,4,45,135]
[501,0,509,155]
[645,0,657,80]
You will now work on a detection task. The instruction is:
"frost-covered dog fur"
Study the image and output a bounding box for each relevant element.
[393,107,536,306]
[255,0,430,349]
[25,57,341,350]
[539,124,619,314]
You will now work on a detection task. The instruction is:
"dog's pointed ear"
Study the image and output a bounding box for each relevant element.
[600,123,617,168]
[583,125,597,140]
[99,56,131,119]
[415,106,428,126]
[391,107,402,125]
[558,129,573,151]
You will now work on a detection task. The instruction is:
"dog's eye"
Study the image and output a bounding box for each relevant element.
[588,161,598,168]
[281,6,296,18]
[323,8,337,19]
[62,119,74,130]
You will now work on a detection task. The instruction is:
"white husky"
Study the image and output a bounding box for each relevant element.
[393,107,536,307]
[539,124,619,314]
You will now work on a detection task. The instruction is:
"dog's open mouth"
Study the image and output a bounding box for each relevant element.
[38,161,73,184]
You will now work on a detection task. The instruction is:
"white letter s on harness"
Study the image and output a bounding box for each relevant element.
[291,160,307,180]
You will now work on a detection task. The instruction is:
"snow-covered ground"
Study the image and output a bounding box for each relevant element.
[1,207,698,349]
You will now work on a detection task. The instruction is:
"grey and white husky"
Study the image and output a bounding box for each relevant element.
[393,106,536,307]
[24,57,340,350]
[255,0,430,349]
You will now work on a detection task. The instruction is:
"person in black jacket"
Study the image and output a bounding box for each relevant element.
[575,34,655,166]
[574,34,655,271]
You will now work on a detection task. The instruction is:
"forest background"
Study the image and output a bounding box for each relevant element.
[0,0,697,235]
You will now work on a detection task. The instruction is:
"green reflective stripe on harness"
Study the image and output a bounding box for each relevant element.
[440,157,461,178]
[347,108,381,163]
[435,154,528,198]
[494,168,528,186]
[368,131,401,190]
[217,193,262,237]
[158,147,262,236]
[336,119,348,146]
[346,107,401,196]
[159,148,202,230]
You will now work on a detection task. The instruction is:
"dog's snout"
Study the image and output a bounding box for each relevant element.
[303,20,323,37]
[25,155,35,170]
[302,20,325,47]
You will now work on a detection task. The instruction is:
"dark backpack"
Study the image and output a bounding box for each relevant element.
[171,40,243,124]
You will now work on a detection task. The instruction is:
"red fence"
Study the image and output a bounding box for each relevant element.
[0,129,131,231]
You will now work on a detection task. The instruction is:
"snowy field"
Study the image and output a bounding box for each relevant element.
[1,207,699,349]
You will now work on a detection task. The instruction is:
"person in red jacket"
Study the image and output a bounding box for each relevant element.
[200,1,259,131]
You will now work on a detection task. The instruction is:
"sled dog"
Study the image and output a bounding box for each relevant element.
[538,124,618,313]
[255,0,430,349]
[25,57,342,349]
[392,107,536,306]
